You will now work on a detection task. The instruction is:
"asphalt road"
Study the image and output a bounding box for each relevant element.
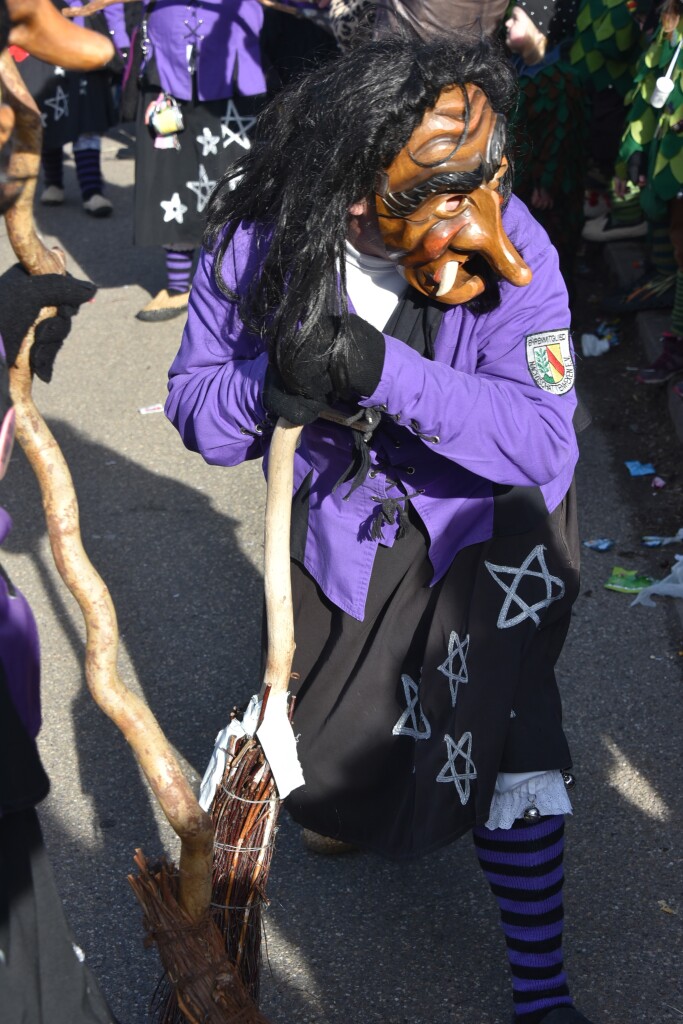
[1,130,681,1024]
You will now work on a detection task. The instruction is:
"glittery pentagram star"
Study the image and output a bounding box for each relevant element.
[185,163,216,213]
[44,85,69,122]
[485,544,565,629]
[436,732,477,805]
[160,192,188,224]
[392,674,431,740]
[221,99,256,151]
[437,630,470,707]
[196,126,220,157]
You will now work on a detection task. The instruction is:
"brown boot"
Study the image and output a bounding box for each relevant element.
[301,828,357,854]
[136,288,189,322]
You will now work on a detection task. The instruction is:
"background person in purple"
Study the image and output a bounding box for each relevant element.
[131,0,270,323]
[18,0,128,219]
[166,34,595,1024]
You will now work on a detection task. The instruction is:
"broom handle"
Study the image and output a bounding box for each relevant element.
[262,418,303,696]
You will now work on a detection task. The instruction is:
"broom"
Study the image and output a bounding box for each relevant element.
[157,418,305,1020]
[1,44,295,1022]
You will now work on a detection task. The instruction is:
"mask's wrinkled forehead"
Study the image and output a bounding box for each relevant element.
[375,83,506,218]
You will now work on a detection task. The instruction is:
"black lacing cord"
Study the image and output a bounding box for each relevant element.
[332,405,384,497]
[370,490,423,541]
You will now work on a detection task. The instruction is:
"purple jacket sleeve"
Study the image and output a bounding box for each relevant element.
[165,240,271,466]
[363,238,577,489]
[103,4,131,53]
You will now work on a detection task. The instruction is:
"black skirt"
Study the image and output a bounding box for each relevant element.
[0,809,115,1024]
[285,483,580,860]
[133,87,265,248]
[18,58,116,149]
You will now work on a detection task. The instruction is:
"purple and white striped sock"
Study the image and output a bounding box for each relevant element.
[473,815,573,1023]
[164,248,194,295]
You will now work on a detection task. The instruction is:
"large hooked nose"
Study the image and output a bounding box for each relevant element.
[453,186,532,287]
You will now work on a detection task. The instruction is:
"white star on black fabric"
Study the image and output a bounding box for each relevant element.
[437,630,470,707]
[392,674,431,740]
[44,85,69,122]
[485,544,565,629]
[196,126,220,157]
[436,732,477,805]
[221,100,255,151]
[160,192,188,224]
[185,163,216,213]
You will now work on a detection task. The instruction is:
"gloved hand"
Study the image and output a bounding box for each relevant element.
[277,313,385,404]
[0,265,97,382]
[262,363,329,425]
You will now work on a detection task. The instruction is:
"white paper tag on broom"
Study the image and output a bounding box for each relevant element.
[199,694,261,811]
[256,690,305,799]
[199,692,304,810]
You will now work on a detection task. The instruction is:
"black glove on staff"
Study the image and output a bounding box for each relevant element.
[263,313,386,426]
[0,264,97,383]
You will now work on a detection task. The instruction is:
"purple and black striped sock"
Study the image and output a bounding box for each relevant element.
[74,147,103,200]
[41,147,64,188]
[473,815,573,1024]
[164,248,194,295]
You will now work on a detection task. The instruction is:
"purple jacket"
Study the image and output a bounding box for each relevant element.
[166,195,579,620]
[142,0,266,101]
[0,508,41,739]
[66,0,130,50]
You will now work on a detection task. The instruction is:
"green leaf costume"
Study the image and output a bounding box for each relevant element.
[618,19,683,221]
[569,0,649,97]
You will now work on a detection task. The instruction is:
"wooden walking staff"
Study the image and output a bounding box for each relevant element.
[0,38,214,929]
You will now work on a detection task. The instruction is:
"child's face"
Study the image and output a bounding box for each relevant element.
[505,6,537,53]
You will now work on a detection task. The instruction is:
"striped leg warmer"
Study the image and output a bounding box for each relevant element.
[473,815,573,1023]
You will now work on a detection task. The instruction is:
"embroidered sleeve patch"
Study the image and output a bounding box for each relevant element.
[525,329,575,395]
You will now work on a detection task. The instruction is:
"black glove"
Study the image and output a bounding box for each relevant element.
[262,363,329,425]
[0,265,97,383]
[277,313,385,404]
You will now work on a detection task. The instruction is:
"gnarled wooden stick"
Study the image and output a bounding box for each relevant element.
[9,319,214,924]
[6,0,115,67]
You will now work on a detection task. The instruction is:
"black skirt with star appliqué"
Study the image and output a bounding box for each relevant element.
[284,484,580,861]
[17,57,116,150]
[134,81,265,249]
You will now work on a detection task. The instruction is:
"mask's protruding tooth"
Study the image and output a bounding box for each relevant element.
[436,260,459,297]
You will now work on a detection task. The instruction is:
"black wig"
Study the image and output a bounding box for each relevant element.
[204,33,518,395]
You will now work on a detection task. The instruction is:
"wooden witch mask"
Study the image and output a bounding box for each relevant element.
[375,83,532,305]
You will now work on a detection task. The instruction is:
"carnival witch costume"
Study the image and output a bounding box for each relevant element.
[166,34,601,1023]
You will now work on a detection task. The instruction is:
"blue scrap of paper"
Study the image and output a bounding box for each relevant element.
[583,538,615,551]
[625,461,656,477]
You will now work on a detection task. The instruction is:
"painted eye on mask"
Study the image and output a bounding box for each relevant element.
[377,169,487,218]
